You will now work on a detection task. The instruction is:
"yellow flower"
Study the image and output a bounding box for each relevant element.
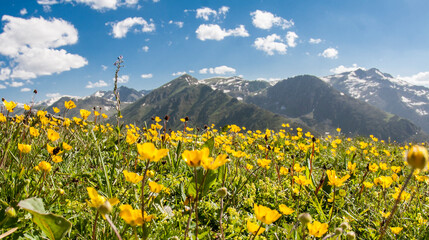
[379,162,388,170]
[380,211,391,218]
[326,170,350,187]
[254,203,282,225]
[257,159,271,169]
[18,143,31,154]
[0,113,6,122]
[149,181,164,193]
[52,155,63,163]
[390,227,403,234]
[374,176,393,189]
[80,109,91,120]
[62,142,72,151]
[38,161,51,173]
[279,166,289,175]
[406,145,428,170]
[119,205,154,226]
[391,166,401,173]
[64,100,76,109]
[94,110,100,116]
[182,148,210,167]
[3,100,17,112]
[294,175,311,186]
[102,113,108,119]
[247,221,265,236]
[392,187,410,201]
[47,129,60,142]
[53,107,60,113]
[146,170,155,178]
[307,221,329,238]
[202,154,229,170]
[363,182,374,188]
[126,132,138,145]
[368,163,379,172]
[293,163,305,173]
[86,187,119,211]
[24,104,31,111]
[137,142,169,162]
[347,162,356,173]
[123,170,143,184]
[29,127,40,137]
[279,204,294,215]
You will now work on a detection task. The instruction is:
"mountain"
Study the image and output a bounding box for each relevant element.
[322,68,429,133]
[199,76,274,100]
[119,74,311,132]
[246,75,426,142]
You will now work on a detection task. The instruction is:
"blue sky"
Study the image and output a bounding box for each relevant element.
[1,0,429,102]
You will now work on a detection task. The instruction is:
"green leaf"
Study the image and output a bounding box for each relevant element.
[18,198,72,240]
[202,137,214,155]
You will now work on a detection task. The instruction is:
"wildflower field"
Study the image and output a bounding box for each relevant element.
[0,99,428,240]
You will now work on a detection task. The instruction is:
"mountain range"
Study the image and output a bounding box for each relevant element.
[11,68,429,142]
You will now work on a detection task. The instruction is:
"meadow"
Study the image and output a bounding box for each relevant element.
[0,98,428,240]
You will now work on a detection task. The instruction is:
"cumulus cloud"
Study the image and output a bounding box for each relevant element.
[142,46,149,52]
[398,72,429,87]
[254,34,287,55]
[0,68,11,81]
[286,31,298,47]
[169,20,184,28]
[196,6,229,21]
[8,81,24,87]
[21,87,31,92]
[199,65,236,75]
[37,0,121,11]
[172,71,186,76]
[0,15,87,80]
[108,17,155,38]
[250,10,294,30]
[0,84,6,89]
[101,65,108,71]
[141,73,153,79]
[86,80,108,88]
[330,64,363,74]
[115,74,129,83]
[196,24,249,41]
[309,38,322,44]
[319,47,338,59]
[20,8,28,15]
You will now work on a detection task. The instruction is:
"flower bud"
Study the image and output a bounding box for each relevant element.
[6,207,17,218]
[98,200,113,215]
[406,145,428,170]
[57,189,65,195]
[335,227,343,235]
[346,231,356,240]
[340,222,350,230]
[298,213,312,224]
[216,187,228,198]
[147,170,155,178]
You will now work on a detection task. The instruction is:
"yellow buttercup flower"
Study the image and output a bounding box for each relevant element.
[294,175,311,186]
[379,162,388,170]
[390,227,403,234]
[137,142,169,162]
[53,107,60,113]
[37,161,51,173]
[0,113,6,122]
[254,203,281,225]
[347,162,356,173]
[374,176,393,189]
[368,163,379,172]
[126,132,138,145]
[202,154,229,170]
[391,166,401,173]
[307,221,329,238]
[182,148,210,167]
[102,113,108,119]
[149,181,164,193]
[392,187,410,201]
[257,158,271,169]
[18,143,31,154]
[24,104,31,111]
[64,100,76,109]
[279,166,289,175]
[80,109,91,120]
[47,129,60,142]
[380,211,391,218]
[94,110,100,116]
[123,170,143,184]
[62,142,72,151]
[279,204,294,215]
[29,127,40,137]
[3,100,17,112]
[363,182,374,188]
[406,145,428,170]
[326,170,350,187]
[86,187,119,213]
[293,163,305,173]
[247,221,265,236]
[52,155,63,163]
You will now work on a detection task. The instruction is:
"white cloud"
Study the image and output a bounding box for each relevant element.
[37,0,58,5]
[168,20,184,28]
[398,72,429,87]
[0,16,87,80]
[0,68,11,81]
[199,65,236,75]
[309,38,321,44]
[196,6,229,21]
[101,65,108,71]
[330,64,363,74]
[153,0,160,2]
[20,8,28,15]
[254,34,287,55]
[38,0,121,10]
[172,71,186,76]
[108,17,155,38]
[142,46,149,52]
[86,80,108,88]
[115,74,129,83]
[196,24,249,41]
[319,47,338,59]
[286,31,298,47]
[21,87,31,92]
[250,10,294,30]
[0,84,6,89]
[8,81,24,87]
[141,73,153,79]
[46,92,61,98]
